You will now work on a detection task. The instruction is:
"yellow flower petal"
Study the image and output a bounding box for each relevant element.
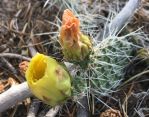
[26,53,72,106]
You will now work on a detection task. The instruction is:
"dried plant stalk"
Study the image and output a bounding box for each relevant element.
[0,82,32,113]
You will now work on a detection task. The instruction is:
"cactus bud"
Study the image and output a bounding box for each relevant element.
[25,53,72,106]
[59,9,92,62]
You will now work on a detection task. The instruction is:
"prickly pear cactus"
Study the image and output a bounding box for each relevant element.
[59,9,92,63]
[72,35,139,96]
[57,7,142,97]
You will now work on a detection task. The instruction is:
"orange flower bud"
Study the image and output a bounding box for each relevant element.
[59,9,92,62]
[60,9,80,47]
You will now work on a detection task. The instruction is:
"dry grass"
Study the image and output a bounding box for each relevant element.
[0,0,149,117]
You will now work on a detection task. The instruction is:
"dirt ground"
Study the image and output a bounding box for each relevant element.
[0,0,149,117]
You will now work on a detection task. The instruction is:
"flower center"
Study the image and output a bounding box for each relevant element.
[32,54,47,82]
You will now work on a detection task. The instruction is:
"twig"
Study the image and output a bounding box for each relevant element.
[27,99,41,117]
[28,42,37,57]
[108,0,140,35]
[38,106,49,117]
[10,106,18,117]
[0,24,29,36]
[0,53,31,61]
[121,70,149,87]
[0,82,32,113]
[44,106,60,117]
[0,57,25,82]
[1,57,17,74]
[98,0,140,40]
[77,96,89,117]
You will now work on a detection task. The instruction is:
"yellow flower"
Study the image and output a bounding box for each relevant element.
[59,9,92,62]
[26,53,72,106]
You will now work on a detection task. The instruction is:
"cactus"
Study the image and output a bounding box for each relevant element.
[72,34,142,97]
[57,7,143,98]
[26,53,72,106]
[25,1,146,107]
